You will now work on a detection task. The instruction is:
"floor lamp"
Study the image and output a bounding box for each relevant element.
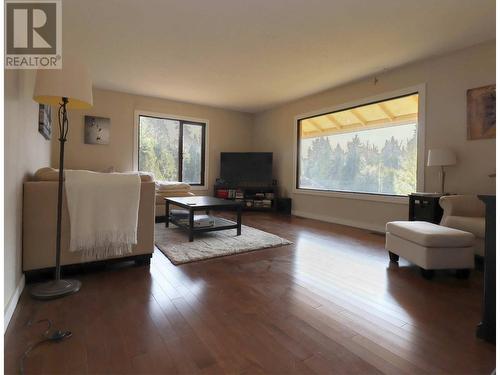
[31,58,93,299]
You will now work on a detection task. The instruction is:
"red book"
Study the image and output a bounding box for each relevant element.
[216,189,228,198]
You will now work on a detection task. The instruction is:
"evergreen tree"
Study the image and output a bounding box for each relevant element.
[395,130,417,194]
[341,135,363,190]
[381,136,402,169]
[359,142,380,192]
[304,137,334,188]
[138,118,179,181]
[330,143,345,189]
[380,136,403,193]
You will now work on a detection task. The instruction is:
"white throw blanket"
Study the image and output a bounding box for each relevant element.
[65,170,141,259]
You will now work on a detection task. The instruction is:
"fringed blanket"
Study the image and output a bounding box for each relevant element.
[64,170,141,259]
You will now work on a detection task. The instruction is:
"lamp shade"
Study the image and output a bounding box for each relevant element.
[33,56,93,109]
[427,149,457,167]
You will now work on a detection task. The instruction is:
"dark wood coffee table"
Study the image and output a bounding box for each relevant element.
[165,196,243,242]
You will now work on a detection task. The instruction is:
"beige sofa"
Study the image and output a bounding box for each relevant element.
[23,171,156,273]
[154,181,194,219]
[439,195,485,257]
[155,190,194,218]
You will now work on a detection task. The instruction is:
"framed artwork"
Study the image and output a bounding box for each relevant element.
[38,104,51,140]
[467,84,496,140]
[84,115,110,145]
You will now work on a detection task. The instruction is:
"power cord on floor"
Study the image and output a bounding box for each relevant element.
[19,319,72,375]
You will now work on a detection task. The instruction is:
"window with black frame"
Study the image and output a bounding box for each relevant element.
[138,115,206,185]
[297,93,419,196]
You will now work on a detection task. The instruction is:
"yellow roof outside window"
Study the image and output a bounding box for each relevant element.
[300,94,418,138]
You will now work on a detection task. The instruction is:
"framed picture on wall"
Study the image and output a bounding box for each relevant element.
[38,104,51,140]
[467,84,496,140]
[84,115,111,145]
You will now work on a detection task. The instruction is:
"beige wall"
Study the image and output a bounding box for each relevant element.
[51,89,254,195]
[253,41,496,232]
[5,70,52,311]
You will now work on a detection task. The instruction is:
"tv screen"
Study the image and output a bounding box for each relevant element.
[220,152,273,185]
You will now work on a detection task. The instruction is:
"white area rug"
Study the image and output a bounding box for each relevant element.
[155,223,292,265]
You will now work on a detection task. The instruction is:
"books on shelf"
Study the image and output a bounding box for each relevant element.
[215,189,229,198]
[215,188,244,199]
[170,211,215,228]
[170,209,189,219]
[244,199,272,208]
[214,186,275,210]
[191,215,215,228]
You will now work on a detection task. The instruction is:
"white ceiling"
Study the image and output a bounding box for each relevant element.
[63,0,495,113]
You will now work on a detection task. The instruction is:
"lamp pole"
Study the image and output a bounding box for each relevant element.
[30,97,82,299]
[54,97,68,281]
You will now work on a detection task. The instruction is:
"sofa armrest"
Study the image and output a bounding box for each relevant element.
[439,195,485,224]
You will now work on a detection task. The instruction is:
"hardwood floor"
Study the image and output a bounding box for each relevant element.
[5,213,495,374]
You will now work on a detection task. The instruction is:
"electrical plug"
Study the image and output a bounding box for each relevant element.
[48,330,72,342]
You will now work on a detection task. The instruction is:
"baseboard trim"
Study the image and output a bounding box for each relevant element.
[4,275,25,333]
[292,210,386,233]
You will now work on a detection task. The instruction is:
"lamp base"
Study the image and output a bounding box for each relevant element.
[30,279,81,300]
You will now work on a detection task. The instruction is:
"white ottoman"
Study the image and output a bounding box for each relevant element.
[385,221,475,279]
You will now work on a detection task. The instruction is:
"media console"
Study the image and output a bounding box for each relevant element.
[214,185,278,212]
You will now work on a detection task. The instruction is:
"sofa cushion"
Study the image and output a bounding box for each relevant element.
[442,216,485,239]
[386,221,474,248]
[34,167,60,181]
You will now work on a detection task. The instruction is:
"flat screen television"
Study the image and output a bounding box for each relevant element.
[220,152,273,185]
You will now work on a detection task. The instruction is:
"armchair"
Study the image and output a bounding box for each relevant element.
[439,195,485,256]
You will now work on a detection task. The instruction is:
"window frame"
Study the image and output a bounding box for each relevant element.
[293,84,426,204]
[134,110,209,189]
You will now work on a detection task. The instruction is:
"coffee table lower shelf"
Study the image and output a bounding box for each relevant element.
[169,217,241,241]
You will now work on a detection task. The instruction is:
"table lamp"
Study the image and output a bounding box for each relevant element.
[427,148,456,194]
[31,57,93,299]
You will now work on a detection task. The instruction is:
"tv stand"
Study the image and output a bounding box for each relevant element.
[214,185,278,212]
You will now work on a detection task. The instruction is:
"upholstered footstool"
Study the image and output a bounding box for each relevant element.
[385,221,475,279]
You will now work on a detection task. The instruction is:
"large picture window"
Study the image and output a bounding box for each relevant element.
[138,115,206,185]
[297,93,419,196]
